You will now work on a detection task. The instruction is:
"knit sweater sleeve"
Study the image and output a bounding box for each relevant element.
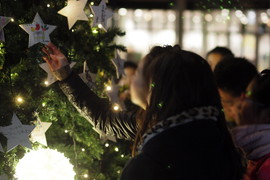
[58,72,138,140]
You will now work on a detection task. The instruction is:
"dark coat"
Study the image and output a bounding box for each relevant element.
[59,73,241,180]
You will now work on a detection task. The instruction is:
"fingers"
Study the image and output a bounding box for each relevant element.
[42,56,53,64]
[47,42,62,55]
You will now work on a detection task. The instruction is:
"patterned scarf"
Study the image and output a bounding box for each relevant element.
[137,106,220,152]
[232,124,270,160]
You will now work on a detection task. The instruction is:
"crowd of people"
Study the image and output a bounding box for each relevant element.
[42,42,270,180]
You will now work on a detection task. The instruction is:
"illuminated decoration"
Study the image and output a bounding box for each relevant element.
[39,62,76,86]
[30,117,52,146]
[105,143,109,147]
[83,174,88,178]
[113,104,120,111]
[111,51,125,79]
[19,13,56,47]
[121,154,124,158]
[79,61,97,89]
[0,113,35,152]
[106,85,112,91]
[16,96,23,103]
[0,16,11,42]
[90,0,113,31]
[114,147,119,152]
[58,0,88,29]
[15,148,75,180]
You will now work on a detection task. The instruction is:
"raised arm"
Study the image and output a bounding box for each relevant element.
[42,43,137,140]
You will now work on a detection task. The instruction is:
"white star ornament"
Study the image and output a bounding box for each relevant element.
[20,13,56,47]
[0,113,35,152]
[58,0,88,29]
[90,0,113,31]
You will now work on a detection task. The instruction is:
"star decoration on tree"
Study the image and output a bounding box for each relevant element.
[39,62,76,86]
[19,13,56,47]
[30,117,52,146]
[79,61,97,89]
[90,0,113,31]
[0,16,11,42]
[0,113,35,152]
[58,0,88,29]
[111,51,125,79]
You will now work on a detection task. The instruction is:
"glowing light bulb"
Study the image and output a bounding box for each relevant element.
[106,86,112,91]
[115,147,119,152]
[17,97,23,103]
[90,14,94,18]
[98,24,103,28]
[121,154,124,158]
[47,4,50,7]
[11,18,15,22]
[92,29,98,34]
[42,102,46,107]
[105,143,109,147]
[90,2,94,5]
[64,130,68,133]
[81,148,85,152]
[44,81,49,86]
[83,174,88,178]
[113,105,119,111]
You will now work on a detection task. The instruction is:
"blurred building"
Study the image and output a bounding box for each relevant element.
[109,0,270,71]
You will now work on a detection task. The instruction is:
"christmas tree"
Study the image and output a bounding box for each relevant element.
[0,0,132,179]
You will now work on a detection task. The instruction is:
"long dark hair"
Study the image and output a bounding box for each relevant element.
[133,45,244,179]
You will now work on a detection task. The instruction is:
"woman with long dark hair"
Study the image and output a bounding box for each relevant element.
[42,43,244,180]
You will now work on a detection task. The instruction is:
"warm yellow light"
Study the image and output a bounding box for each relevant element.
[15,149,75,180]
[81,148,85,152]
[64,130,68,133]
[105,143,109,147]
[106,86,112,91]
[42,102,46,107]
[90,14,94,18]
[98,24,103,28]
[17,97,23,103]
[92,29,98,34]
[11,18,14,22]
[115,147,119,152]
[44,81,49,86]
[90,2,94,5]
[47,4,50,7]
[121,154,124,158]
[83,174,88,178]
[113,105,119,111]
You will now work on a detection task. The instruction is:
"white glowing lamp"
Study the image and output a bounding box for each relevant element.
[15,148,75,180]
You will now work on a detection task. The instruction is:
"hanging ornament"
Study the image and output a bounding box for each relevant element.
[19,13,56,48]
[111,51,125,79]
[0,16,11,42]
[39,62,76,86]
[0,113,35,152]
[79,61,97,89]
[58,0,88,29]
[90,0,113,31]
[30,117,52,146]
